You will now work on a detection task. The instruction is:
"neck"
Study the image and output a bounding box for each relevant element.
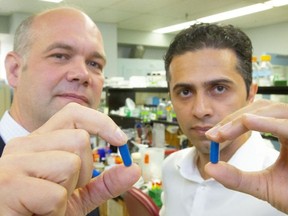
[196,152,211,180]
[196,131,251,180]
[9,103,34,132]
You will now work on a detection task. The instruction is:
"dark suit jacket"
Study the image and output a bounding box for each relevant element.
[0,136,5,157]
[0,135,99,215]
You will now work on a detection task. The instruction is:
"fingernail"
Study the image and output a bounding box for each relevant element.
[115,127,127,142]
[206,124,221,138]
[219,121,232,133]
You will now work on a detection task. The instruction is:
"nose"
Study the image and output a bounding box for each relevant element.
[66,59,90,86]
[192,92,213,119]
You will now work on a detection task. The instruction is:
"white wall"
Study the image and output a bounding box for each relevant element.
[118,21,288,56]
[244,21,288,57]
[97,23,118,78]
[118,58,164,80]
[118,29,174,48]
[115,22,288,79]
[0,34,13,82]
[9,13,30,34]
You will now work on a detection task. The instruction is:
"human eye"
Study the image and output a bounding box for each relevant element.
[50,53,69,61]
[87,60,104,73]
[212,85,227,95]
[177,88,192,98]
[87,61,101,69]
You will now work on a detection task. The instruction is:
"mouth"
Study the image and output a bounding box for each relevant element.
[57,93,89,105]
[191,126,213,135]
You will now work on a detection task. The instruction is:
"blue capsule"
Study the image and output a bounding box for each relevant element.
[119,144,132,167]
[210,141,219,164]
[92,169,101,178]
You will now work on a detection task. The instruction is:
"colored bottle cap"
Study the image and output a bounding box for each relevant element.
[119,144,132,167]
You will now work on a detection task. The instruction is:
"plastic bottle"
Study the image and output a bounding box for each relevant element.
[146,73,152,87]
[149,105,158,121]
[150,72,157,87]
[251,56,260,84]
[152,123,165,148]
[166,100,175,122]
[142,153,151,182]
[258,54,273,86]
[273,66,287,86]
[157,98,167,120]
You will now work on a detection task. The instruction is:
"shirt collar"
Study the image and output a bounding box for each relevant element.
[176,147,205,182]
[0,111,29,143]
[175,131,267,182]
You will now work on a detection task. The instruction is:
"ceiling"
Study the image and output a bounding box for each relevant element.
[0,0,288,33]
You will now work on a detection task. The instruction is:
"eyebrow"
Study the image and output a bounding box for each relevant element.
[172,82,193,92]
[44,42,74,53]
[172,78,234,92]
[44,42,107,64]
[92,51,107,65]
[203,78,234,87]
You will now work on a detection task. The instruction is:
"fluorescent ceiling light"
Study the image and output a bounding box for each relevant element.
[40,0,63,3]
[266,0,288,7]
[197,3,271,23]
[153,0,288,34]
[153,21,197,34]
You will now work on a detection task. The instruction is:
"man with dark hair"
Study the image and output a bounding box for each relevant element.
[160,23,285,215]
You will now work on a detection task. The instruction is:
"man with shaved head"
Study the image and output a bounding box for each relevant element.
[0,7,141,215]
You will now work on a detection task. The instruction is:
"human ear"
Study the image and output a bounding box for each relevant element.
[247,83,258,103]
[5,51,23,88]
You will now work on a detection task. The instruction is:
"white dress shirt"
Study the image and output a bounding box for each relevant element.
[0,111,29,144]
[160,132,286,216]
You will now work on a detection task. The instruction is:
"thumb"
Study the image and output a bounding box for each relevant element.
[205,162,264,200]
[66,164,141,215]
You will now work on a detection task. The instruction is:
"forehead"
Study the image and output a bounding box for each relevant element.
[169,48,240,82]
[30,10,105,56]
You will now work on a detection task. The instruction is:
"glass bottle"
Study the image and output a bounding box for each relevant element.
[258,54,273,86]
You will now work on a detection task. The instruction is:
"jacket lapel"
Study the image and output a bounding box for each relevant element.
[0,136,5,157]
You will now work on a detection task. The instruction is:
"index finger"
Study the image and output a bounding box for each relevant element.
[33,103,127,146]
[206,100,288,142]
